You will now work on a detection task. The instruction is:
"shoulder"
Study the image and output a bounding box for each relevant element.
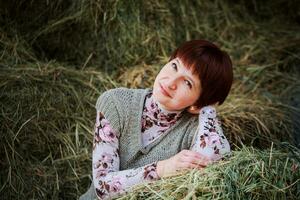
[95,87,148,110]
[99,87,145,101]
[96,88,131,106]
[98,87,133,98]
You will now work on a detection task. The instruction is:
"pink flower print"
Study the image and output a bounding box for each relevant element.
[113,149,120,158]
[167,113,178,122]
[100,117,108,125]
[200,106,216,118]
[99,118,117,143]
[211,148,222,160]
[94,125,102,143]
[94,153,114,178]
[101,152,114,164]
[203,118,217,133]
[158,112,177,122]
[109,177,123,193]
[214,146,220,155]
[141,115,154,132]
[148,101,160,117]
[96,169,108,178]
[145,92,152,99]
[93,124,103,150]
[96,180,110,199]
[143,163,159,180]
[204,132,221,146]
[157,112,167,121]
[158,121,169,128]
[200,135,206,148]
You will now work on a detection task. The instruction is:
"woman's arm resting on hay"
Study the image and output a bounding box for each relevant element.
[190,106,231,161]
[93,111,159,199]
[156,149,211,178]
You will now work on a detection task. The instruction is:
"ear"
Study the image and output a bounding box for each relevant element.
[187,106,201,114]
[187,102,220,114]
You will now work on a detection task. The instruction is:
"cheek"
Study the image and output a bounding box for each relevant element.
[159,65,172,75]
[174,88,189,102]
[178,87,199,103]
[154,69,165,81]
[153,73,161,86]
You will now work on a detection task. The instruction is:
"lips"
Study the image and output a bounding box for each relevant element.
[159,83,172,97]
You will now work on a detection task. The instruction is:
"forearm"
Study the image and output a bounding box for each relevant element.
[190,106,231,161]
[93,110,160,199]
[93,162,159,199]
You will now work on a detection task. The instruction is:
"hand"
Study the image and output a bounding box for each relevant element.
[156,150,211,178]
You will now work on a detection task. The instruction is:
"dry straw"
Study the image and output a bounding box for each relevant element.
[1,0,300,199]
[119,145,300,199]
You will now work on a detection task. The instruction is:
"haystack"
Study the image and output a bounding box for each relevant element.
[0,0,299,199]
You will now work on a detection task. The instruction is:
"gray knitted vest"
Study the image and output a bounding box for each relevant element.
[96,87,199,170]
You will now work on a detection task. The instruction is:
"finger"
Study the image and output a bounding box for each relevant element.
[182,156,211,167]
[190,159,210,167]
[176,160,196,169]
[180,149,190,156]
[183,150,209,160]
[181,159,208,169]
[180,156,199,164]
[190,163,206,169]
[194,152,211,161]
[183,152,212,164]
[181,162,200,169]
[194,154,212,165]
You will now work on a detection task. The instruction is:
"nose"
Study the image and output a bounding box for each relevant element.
[166,77,177,90]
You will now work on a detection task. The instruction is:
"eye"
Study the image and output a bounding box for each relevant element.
[184,80,192,88]
[171,63,177,71]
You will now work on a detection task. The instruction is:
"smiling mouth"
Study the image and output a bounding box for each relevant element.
[159,83,172,97]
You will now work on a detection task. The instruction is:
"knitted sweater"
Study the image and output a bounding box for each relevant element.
[96,88,199,170]
[80,88,230,200]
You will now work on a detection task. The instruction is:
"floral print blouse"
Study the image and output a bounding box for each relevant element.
[141,92,182,146]
[93,92,230,199]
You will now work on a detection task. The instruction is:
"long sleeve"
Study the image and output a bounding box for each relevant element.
[190,106,231,161]
[93,111,159,199]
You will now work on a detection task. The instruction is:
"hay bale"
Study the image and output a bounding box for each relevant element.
[0,64,116,199]
[0,0,300,199]
[120,145,300,199]
[1,0,299,72]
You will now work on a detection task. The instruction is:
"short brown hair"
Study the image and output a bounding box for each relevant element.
[169,40,233,108]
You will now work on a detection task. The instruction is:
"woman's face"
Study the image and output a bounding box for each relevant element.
[153,57,201,111]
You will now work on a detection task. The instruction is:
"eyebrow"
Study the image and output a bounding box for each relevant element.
[175,58,196,87]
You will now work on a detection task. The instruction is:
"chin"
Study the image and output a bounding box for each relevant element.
[152,88,161,100]
[153,91,166,103]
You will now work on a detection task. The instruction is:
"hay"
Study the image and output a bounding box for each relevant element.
[0,64,116,199]
[0,0,300,199]
[120,145,300,200]
[1,0,299,71]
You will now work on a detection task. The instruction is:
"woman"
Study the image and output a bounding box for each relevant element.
[80,40,233,199]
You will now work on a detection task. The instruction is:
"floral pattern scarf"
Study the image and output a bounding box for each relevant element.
[141,92,182,146]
